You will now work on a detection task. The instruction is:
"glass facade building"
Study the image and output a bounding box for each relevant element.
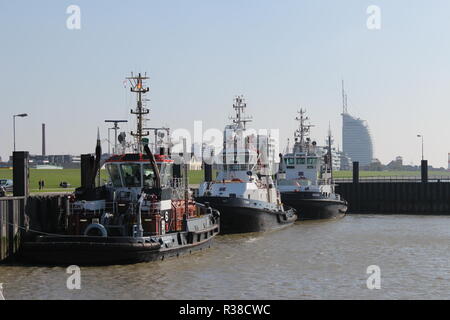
[342,112,374,166]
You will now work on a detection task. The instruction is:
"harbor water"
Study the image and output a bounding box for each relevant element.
[1,214,450,300]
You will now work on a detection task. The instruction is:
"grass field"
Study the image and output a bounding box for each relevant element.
[0,168,209,192]
[0,168,81,192]
[1,168,449,193]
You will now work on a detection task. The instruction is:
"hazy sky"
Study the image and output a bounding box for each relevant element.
[1,0,450,167]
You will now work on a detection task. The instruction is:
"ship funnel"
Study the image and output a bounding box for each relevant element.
[91,128,102,187]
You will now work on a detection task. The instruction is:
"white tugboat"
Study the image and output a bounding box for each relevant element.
[196,96,297,234]
[278,109,347,220]
[19,73,220,265]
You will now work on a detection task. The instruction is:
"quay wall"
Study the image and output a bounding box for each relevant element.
[0,194,68,262]
[336,182,450,214]
[25,194,69,237]
[0,197,25,262]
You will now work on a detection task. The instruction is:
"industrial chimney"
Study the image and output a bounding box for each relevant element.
[42,123,46,156]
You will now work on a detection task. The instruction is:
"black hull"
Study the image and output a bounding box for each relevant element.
[196,197,297,234]
[16,231,218,266]
[281,193,347,221]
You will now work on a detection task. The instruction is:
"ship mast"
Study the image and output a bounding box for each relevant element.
[327,123,334,185]
[230,95,252,130]
[127,72,150,153]
[293,108,314,153]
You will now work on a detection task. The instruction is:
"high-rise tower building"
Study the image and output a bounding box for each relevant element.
[341,81,374,166]
[447,153,450,170]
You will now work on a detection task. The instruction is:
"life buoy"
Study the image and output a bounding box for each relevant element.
[84,223,108,237]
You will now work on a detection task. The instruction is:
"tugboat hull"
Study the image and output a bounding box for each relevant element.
[196,197,297,234]
[281,192,347,220]
[17,231,218,266]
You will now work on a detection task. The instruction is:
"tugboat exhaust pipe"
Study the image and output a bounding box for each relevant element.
[91,128,102,188]
[144,144,161,189]
[137,144,162,238]
[136,193,145,238]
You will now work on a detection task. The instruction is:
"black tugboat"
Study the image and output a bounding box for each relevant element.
[18,73,220,265]
[277,109,347,220]
[196,96,297,234]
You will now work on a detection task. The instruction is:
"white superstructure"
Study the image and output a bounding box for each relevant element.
[199,96,283,210]
[278,109,338,198]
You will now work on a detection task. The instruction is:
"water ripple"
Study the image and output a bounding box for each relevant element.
[1,215,450,299]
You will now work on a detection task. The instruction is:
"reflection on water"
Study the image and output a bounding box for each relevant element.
[1,215,450,299]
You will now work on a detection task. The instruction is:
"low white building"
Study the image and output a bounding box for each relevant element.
[189,155,203,171]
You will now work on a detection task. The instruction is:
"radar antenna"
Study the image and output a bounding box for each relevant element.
[105,120,128,154]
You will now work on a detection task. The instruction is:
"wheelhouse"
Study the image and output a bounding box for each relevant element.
[283,154,318,167]
[104,153,173,188]
[282,152,323,184]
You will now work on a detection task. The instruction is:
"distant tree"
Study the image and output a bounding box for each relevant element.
[366,159,383,171]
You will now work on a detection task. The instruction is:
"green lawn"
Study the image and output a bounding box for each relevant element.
[0,168,82,192]
[1,168,448,193]
[0,168,209,192]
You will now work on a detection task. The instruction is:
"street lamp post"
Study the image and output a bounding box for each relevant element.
[13,113,28,152]
[417,134,424,161]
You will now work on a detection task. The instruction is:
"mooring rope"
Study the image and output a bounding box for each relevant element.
[6,222,74,237]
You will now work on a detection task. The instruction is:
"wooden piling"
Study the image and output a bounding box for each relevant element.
[0,197,25,262]
[0,152,29,262]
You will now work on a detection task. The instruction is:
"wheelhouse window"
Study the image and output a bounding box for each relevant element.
[286,158,294,165]
[106,164,123,187]
[164,163,173,186]
[120,164,141,187]
[143,164,156,188]
[106,162,174,188]
[156,162,172,187]
[232,164,250,171]
[296,158,306,165]
[220,164,251,171]
[307,158,317,165]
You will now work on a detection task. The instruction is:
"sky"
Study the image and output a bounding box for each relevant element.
[1,0,450,167]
